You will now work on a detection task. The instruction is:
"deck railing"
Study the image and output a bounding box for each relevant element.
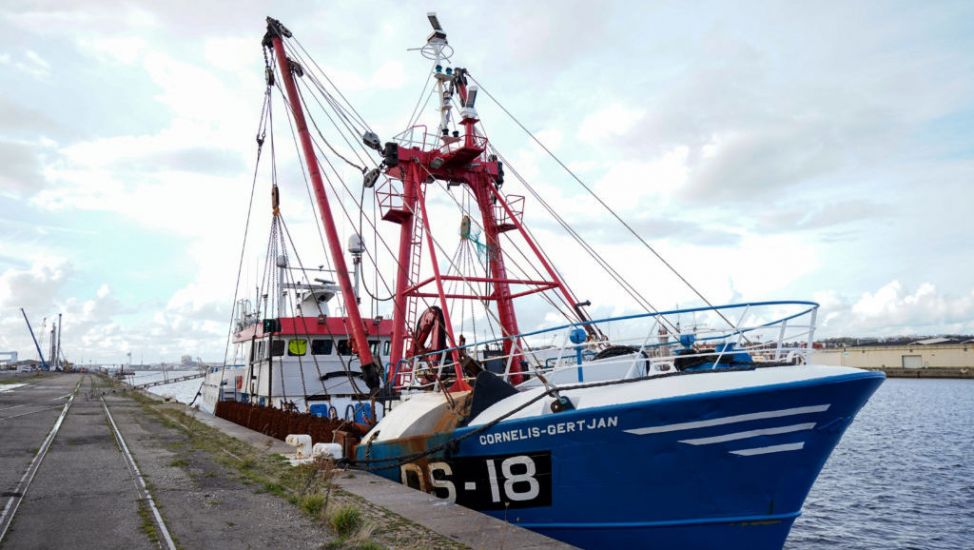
[389,301,820,391]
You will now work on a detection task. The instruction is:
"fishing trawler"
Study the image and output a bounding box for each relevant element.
[200,15,884,549]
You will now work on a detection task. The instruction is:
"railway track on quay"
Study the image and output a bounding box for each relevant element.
[0,374,176,549]
[0,378,80,541]
[1,372,567,549]
[0,373,360,550]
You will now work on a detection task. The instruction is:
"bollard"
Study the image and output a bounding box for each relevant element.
[285,434,312,460]
[312,443,343,461]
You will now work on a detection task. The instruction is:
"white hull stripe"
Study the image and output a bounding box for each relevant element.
[730,442,805,456]
[679,422,816,445]
[624,404,830,435]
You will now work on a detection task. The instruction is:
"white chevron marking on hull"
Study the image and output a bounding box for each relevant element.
[730,442,806,456]
[679,422,817,445]
[624,404,830,435]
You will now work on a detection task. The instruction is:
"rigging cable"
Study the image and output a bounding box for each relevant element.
[279,215,367,396]
[190,87,271,407]
[285,41,379,167]
[268,60,335,269]
[469,74,737,333]
[268,67,373,395]
[290,36,374,134]
[277,224,331,403]
[294,75,370,172]
[273,80,402,315]
[405,68,436,131]
[457,95,673,335]
[492,147,679,335]
[444,179,579,328]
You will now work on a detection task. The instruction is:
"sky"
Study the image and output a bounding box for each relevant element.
[1,1,972,365]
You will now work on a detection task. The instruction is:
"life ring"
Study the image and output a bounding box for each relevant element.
[409,306,447,358]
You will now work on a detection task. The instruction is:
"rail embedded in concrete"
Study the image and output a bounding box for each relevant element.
[0,379,80,543]
[102,396,178,550]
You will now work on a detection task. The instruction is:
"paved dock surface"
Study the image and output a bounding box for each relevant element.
[1,374,330,549]
[155,395,576,549]
[1,374,576,549]
[2,374,155,549]
[333,471,574,549]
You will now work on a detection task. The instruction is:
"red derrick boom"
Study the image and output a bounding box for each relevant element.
[265,19,382,392]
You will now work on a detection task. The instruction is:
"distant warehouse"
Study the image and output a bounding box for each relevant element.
[812,338,974,377]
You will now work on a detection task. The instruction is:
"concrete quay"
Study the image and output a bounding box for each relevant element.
[1,373,575,549]
[1,373,330,549]
[863,366,973,378]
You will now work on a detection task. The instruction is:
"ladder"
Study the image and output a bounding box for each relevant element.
[402,202,426,358]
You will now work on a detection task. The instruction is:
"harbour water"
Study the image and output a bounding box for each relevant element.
[787,378,974,549]
[143,372,973,548]
[127,370,206,404]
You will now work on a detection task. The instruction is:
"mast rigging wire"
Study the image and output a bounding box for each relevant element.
[272,78,402,315]
[492,147,679,335]
[191,87,272,407]
[278,215,366,397]
[468,73,738,333]
[266,56,395,393]
[291,36,374,134]
[451,93,671,335]
[284,41,379,167]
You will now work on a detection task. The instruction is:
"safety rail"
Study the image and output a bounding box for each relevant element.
[495,194,524,232]
[376,177,405,220]
[388,301,820,392]
[391,125,489,160]
[392,125,438,150]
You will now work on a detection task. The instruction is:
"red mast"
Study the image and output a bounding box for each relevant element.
[264,18,381,391]
[380,15,590,389]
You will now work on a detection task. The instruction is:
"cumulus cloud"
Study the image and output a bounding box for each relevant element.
[0,96,62,137]
[0,49,50,78]
[751,199,886,233]
[578,104,646,145]
[0,263,229,364]
[817,281,974,336]
[684,124,842,201]
[0,139,51,193]
[1,2,972,365]
[0,257,71,310]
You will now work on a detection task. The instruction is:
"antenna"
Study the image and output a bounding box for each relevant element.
[460,85,479,119]
[413,11,453,60]
[427,12,443,32]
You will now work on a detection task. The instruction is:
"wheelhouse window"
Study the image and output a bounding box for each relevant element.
[369,340,379,357]
[270,339,285,357]
[311,339,333,356]
[383,340,390,356]
[288,339,308,356]
[337,339,352,355]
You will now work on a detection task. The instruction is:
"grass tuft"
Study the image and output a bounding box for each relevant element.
[136,499,160,545]
[300,493,326,517]
[118,375,463,549]
[329,504,362,538]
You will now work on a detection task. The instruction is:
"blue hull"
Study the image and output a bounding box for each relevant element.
[358,371,884,549]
